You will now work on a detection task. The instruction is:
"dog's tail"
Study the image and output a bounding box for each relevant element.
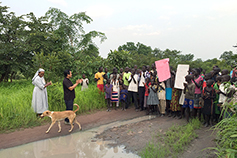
[73,104,80,113]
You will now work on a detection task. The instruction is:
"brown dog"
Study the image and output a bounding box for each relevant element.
[41,104,82,133]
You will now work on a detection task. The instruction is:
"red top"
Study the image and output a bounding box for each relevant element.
[145,82,151,96]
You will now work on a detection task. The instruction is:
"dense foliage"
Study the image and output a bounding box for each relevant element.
[1,3,236,84]
[213,82,237,158]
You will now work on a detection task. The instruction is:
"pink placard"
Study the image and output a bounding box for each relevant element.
[155,58,170,82]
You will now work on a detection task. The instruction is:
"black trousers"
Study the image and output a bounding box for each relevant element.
[138,87,145,110]
[64,99,74,122]
[128,91,138,109]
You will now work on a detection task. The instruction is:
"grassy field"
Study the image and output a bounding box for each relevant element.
[0,80,106,133]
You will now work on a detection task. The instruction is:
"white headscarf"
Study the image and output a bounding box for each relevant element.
[32,68,45,82]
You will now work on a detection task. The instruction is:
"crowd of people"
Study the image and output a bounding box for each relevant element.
[94,64,237,127]
[31,63,237,126]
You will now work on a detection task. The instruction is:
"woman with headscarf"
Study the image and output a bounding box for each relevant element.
[32,68,52,117]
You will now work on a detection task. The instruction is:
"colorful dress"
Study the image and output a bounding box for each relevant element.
[170,88,181,111]
[111,80,119,103]
[147,85,159,105]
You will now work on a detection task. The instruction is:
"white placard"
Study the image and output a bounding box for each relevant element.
[174,64,189,89]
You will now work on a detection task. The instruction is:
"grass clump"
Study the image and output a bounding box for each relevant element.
[140,118,201,158]
[0,80,105,133]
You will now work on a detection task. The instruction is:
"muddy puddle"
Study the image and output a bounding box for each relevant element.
[0,115,156,158]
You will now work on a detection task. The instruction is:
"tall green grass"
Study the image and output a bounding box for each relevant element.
[0,80,106,133]
[140,119,201,158]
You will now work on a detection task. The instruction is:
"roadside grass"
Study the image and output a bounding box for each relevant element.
[140,118,201,158]
[0,80,106,133]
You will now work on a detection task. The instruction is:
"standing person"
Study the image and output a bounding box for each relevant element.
[128,69,139,110]
[213,76,221,123]
[123,67,131,89]
[120,84,128,111]
[218,75,232,118]
[169,73,181,118]
[32,68,52,117]
[63,69,82,124]
[146,65,151,79]
[150,63,156,80]
[157,81,166,116]
[138,66,146,111]
[202,79,216,127]
[111,74,120,109]
[183,75,196,122]
[103,67,110,85]
[119,68,124,90]
[81,74,89,91]
[144,77,151,113]
[192,68,203,120]
[147,78,160,115]
[104,79,113,112]
[94,67,105,93]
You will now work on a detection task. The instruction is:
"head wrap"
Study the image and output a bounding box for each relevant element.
[32,68,45,82]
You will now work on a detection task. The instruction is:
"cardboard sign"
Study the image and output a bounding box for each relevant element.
[155,58,170,82]
[174,64,189,89]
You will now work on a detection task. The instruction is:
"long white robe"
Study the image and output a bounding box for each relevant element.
[32,76,48,114]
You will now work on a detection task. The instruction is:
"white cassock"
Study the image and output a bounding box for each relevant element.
[32,76,48,114]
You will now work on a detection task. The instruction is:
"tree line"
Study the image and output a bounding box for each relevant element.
[0,2,236,83]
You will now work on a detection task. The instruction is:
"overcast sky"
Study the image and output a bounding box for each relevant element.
[1,0,237,60]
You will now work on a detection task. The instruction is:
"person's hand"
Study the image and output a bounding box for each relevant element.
[76,79,81,84]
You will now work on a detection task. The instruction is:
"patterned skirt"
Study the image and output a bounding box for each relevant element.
[170,88,181,111]
[111,91,118,102]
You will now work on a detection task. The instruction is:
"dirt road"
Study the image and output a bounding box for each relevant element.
[0,108,217,157]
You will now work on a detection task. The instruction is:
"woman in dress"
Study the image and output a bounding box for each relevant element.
[32,68,52,117]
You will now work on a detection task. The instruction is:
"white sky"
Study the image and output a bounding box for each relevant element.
[1,0,237,60]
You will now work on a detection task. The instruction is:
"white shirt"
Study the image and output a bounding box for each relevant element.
[111,79,119,92]
[81,78,89,91]
[139,72,145,87]
[128,74,138,92]
[218,83,232,103]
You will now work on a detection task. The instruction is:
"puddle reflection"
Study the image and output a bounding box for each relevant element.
[0,116,155,158]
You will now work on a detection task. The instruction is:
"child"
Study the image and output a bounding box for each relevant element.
[147,78,159,115]
[120,84,128,111]
[104,79,113,112]
[169,73,181,118]
[111,74,119,110]
[202,79,215,127]
[144,77,151,113]
[81,74,89,91]
[183,75,196,122]
[218,75,233,118]
[157,81,166,116]
[213,76,221,123]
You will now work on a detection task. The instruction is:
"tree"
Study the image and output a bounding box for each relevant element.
[106,50,132,71]
[45,8,106,53]
[0,3,28,82]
